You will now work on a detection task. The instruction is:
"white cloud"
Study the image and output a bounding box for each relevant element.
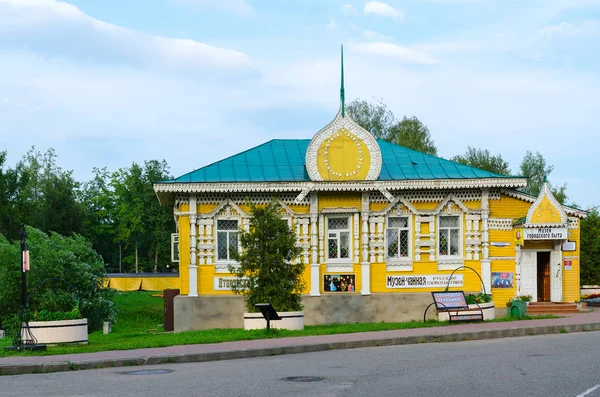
[535,20,600,41]
[363,1,404,21]
[362,29,393,41]
[350,42,437,64]
[0,0,253,71]
[171,0,252,14]
[327,17,337,30]
[343,4,358,15]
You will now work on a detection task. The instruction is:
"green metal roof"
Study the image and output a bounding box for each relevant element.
[164,139,516,183]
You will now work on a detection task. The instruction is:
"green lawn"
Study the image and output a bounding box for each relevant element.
[0,291,557,358]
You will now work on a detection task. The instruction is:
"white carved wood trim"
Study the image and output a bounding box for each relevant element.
[318,214,324,264]
[433,193,470,214]
[386,261,413,271]
[353,213,360,260]
[488,218,513,230]
[568,217,579,230]
[438,260,464,271]
[154,178,528,195]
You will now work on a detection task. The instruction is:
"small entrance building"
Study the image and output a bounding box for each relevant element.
[514,183,577,303]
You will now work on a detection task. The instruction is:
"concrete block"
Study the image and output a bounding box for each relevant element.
[103,322,112,334]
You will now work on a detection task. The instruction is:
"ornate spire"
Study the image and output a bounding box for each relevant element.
[340,45,345,118]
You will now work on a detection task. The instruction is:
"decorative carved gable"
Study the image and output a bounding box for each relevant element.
[525,182,567,225]
[433,194,470,214]
[208,199,247,218]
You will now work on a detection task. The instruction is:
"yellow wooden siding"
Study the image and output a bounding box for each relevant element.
[289,205,310,214]
[490,260,517,306]
[489,230,516,257]
[198,204,217,214]
[463,200,480,210]
[490,195,530,218]
[178,215,190,295]
[318,193,361,211]
[412,202,439,211]
[563,221,581,302]
[530,196,563,224]
[370,202,387,212]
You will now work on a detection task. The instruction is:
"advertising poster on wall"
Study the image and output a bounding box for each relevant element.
[324,274,356,292]
[491,272,514,288]
[564,259,572,270]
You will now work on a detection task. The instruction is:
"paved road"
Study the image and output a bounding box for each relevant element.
[2,332,600,397]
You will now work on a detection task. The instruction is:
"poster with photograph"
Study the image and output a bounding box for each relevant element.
[324,274,356,292]
[491,272,514,288]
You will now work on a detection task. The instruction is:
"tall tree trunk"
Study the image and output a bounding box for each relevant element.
[154,246,158,273]
[135,239,139,273]
[119,243,122,273]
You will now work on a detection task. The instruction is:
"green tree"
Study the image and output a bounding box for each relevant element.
[452,146,511,175]
[388,116,438,156]
[345,98,395,139]
[141,160,174,273]
[346,99,438,155]
[82,167,119,271]
[580,209,600,285]
[111,164,146,273]
[520,151,567,204]
[229,201,305,312]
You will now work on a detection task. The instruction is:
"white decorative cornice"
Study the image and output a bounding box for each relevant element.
[525,182,567,225]
[305,109,382,181]
[155,178,528,197]
[321,207,359,214]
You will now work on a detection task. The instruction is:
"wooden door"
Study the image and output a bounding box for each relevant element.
[521,251,537,302]
[550,250,563,302]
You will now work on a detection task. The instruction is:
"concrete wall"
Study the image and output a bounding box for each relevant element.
[174,293,438,332]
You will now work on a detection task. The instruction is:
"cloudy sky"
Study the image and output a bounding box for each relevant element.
[0,0,598,209]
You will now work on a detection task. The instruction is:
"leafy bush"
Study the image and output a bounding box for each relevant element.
[465,292,492,305]
[33,307,82,322]
[506,294,533,306]
[0,226,117,334]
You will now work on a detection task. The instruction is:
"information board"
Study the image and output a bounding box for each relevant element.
[431,291,468,310]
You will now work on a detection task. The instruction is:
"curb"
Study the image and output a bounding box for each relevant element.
[2,322,600,376]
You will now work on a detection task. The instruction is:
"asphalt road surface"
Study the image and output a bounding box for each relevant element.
[2,332,600,397]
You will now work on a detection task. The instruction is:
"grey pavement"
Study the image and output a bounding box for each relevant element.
[2,308,600,376]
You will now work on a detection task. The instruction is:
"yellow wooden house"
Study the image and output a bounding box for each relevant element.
[154,58,586,331]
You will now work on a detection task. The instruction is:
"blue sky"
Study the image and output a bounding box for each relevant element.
[0,0,598,209]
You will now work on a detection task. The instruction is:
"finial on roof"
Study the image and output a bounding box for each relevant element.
[340,45,345,118]
[543,175,547,184]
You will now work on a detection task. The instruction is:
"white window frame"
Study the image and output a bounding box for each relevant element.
[437,213,464,270]
[385,215,412,271]
[326,215,353,264]
[214,217,240,266]
[171,233,179,263]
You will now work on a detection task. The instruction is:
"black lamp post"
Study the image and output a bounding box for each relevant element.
[4,224,46,351]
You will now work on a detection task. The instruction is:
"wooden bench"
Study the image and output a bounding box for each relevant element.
[431,291,483,323]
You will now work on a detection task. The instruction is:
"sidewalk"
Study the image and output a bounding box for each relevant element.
[2,309,600,376]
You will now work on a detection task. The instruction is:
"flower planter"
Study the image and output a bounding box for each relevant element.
[438,302,495,322]
[243,311,304,330]
[21,318,88,345]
